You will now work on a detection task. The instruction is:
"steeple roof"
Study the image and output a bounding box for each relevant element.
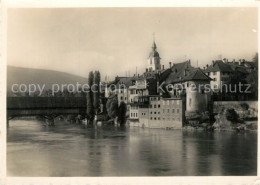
[148,41,160,58]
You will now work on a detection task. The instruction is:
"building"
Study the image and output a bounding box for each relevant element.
[204,60,233,90]
[133,95,184,129]
[128,78,149,120]
[147,41,161,72]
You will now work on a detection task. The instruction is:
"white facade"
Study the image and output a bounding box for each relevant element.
[186,80,211,113]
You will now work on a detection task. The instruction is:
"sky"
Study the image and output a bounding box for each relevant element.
[7,8,258,80]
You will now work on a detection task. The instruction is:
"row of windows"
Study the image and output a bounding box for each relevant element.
[131,106,138,110]
[150,104,161,108]
[150,117,181,121]
[130,89,145,95]
[162,100,180,105]
[150,97,160,101]
[162,109,180,113]
[120,96,127,100]
[141,112,146,116]
[150,111,160,115]
[131,113,138,117]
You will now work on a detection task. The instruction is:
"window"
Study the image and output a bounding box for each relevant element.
[167,100,170,105]
[154,105,156,108]
[154,112,156,114]
[213,78,216,81]
[121,97,123,100]
[158,112,160,114]
[167,109,170,113]
[150,117,152,120]
[150,105,152,108]
[154,117,157,120]
[150,112,152,114]
[121,90,123,93]
[158,104,160,108]
[172,109,175,113]
[158,117,160,120]
[125,97,127,100]
[172,118,175,121]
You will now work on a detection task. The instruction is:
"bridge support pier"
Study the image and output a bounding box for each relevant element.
[44,115,56,126]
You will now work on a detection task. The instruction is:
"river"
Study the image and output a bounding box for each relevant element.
[7,119,257,176]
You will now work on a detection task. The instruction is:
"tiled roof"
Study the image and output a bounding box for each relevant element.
[182,68,212,81]
[204,60,233,73]
[164,61,194,84]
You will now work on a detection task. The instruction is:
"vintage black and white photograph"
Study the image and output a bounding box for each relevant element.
[5,7,258,178]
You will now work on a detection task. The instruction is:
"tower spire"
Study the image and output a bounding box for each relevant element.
[152,32,157,51]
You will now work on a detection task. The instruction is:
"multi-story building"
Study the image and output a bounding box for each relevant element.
[204,60,233,91]
[128,78,149,120]
[106,40,212,128]
[131,95,184,129]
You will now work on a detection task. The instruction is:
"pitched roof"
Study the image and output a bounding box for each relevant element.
[182,68,212,82]
[164,61,194,84]
[204,60,233,73]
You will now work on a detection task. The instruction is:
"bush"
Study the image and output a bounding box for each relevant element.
[240,103,249,110]
[225,108,239,122]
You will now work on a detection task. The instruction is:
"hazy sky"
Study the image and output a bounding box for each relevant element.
[8,8,258,79]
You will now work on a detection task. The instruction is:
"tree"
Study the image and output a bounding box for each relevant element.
[225,108,239,122]
[93,71,101,114]
[118,101,127,125]
[246,53,258,100]
[86,71,94,124]
[106,94,119,124]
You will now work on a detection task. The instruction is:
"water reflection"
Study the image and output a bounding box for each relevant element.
[7,119,257,176]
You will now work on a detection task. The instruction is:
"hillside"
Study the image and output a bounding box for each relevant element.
[7,66,88,92]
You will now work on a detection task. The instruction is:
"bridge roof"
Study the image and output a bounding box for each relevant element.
[7,97,86,109]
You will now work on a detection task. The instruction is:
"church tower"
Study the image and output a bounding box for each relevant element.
[147,41,161,72]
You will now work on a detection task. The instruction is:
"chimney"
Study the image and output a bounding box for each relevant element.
[203,67,205,70]
[223,58,226,63]
[169,62,172,68]
[138,74,139,77]
[206,64,209,68]
[146,68,148,72]
[239,59,242,65]
[134,74,136,77]
[212,60,215,65]
[162,65,164,70]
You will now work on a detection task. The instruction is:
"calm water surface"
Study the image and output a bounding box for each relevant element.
[7,119,257,176]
